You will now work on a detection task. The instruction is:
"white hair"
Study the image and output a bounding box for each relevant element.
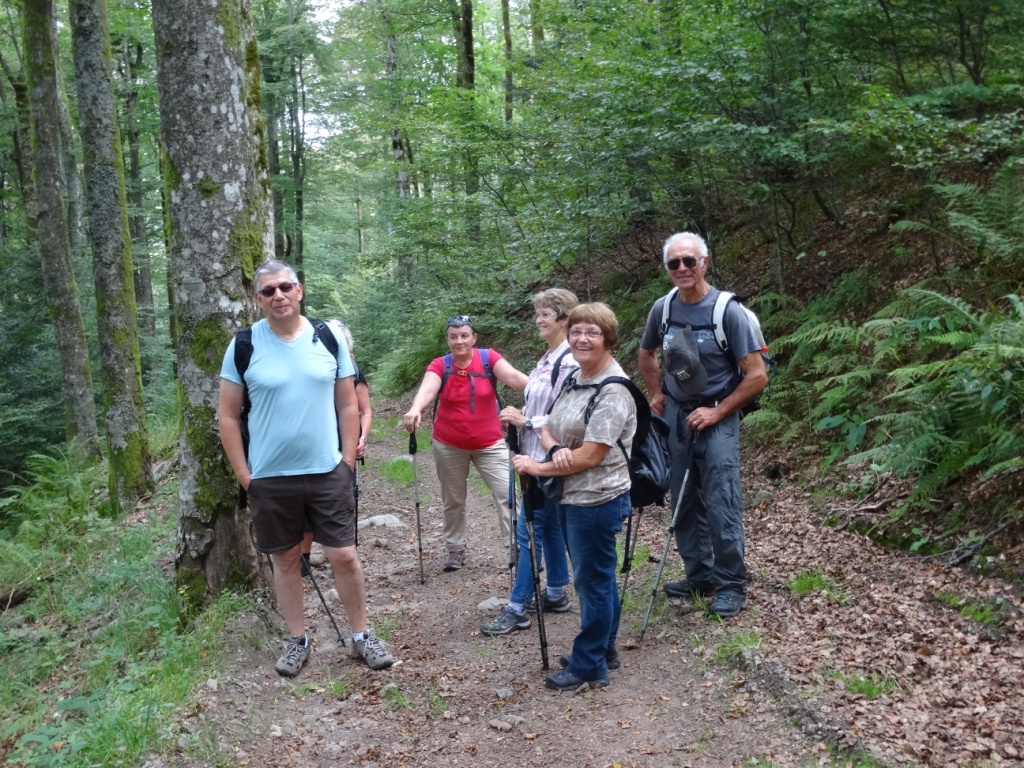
[327,320,354,354]
[662,232,709,263]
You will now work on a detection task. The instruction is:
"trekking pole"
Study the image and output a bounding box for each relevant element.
[619,506,644,603]
[522,480,549,670]
[640,433,697,642]
[306,561,347,647]
[409,432,425,584]
[266,552,345,647]
[353,459,361,547]
[505,425,520,593]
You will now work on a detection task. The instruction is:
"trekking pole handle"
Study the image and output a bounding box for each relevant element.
[409,432,417,455]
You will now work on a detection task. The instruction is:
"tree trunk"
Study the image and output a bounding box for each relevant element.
[385,27,412,199]
[529,0,544,47]
[122,40,156,337]
[23,0,100,457]
[502,0,512,123]
[52,15,85,263]
[71,0,154,515]
[451,0,478,239]
[152,0,271,616]
[0,53,37,243]
[288,55,304,301]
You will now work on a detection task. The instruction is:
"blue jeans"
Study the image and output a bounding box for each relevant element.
[664,398,747,595]
[557,491,631,682]
[510,494,570,606]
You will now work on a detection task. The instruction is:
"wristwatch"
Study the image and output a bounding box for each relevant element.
[524,418,534,430]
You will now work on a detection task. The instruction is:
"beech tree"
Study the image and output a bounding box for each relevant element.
[23,0,100,457]
[152,0,271,613]
[70,0,153,514]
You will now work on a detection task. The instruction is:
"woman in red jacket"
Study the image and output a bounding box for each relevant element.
[403,316,527,572]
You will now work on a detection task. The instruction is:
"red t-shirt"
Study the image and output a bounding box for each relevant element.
[428,348,505,450]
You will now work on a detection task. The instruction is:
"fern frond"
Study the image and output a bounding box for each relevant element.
[903,288,986,328]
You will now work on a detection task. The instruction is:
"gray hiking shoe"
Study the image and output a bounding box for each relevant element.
[275,634,310,677]
[351,630,394,670]
[443,549,465,572]
[525,592,572,614]
[664,578,714,599]
[480,605,531,636]
[708,592,748,619]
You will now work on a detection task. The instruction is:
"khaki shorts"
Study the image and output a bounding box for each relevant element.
[247,462,356,553]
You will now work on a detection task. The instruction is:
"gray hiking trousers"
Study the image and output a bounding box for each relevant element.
[664,398,747,596]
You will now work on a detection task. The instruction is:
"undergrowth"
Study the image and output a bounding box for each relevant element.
[0,450,255,767]
[747,161,1024,548]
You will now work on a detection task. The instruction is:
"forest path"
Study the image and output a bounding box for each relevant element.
[150,398,1023,767]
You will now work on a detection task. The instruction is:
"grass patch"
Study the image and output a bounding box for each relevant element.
[427,680,449,714]
[936,592,1007,629]
[382,683,411,709]
[380,457,415,484]
[831,670,898,698]
[371,612,404,641]
[787,569,849,603]
[713,630,761,661]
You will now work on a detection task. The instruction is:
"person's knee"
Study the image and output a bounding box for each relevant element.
[324,545,359,572]
[273,545,302,569]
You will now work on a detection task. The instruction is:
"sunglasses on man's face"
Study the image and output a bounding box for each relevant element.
[666,256,701,271]
[258,281,297,298]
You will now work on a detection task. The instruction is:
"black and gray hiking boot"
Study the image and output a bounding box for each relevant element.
[480,605,530,636]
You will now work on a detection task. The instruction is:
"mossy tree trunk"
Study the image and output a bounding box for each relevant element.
[23,0,100,458]
[70,0,154,516]
[152,0,272,617]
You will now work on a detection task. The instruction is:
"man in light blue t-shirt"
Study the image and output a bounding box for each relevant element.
[218,259,393,675]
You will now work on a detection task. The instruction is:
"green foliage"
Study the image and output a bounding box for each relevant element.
[0,459,254,768]
[846,290,1024,514]
[0,250,67,490]
[936,593,1008,629]
[894,159,1024,292]
[0,449,109,546]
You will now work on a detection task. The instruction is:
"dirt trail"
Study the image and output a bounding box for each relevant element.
[149,398,1023,767]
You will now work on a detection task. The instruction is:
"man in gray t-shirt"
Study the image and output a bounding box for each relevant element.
[638,232,768,619]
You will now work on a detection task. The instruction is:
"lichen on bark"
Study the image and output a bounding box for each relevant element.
[153,0,269,615]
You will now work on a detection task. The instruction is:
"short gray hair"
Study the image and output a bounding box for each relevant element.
[532,288,579,320]
[662,232,708,263]
[327,320,355,354]
[254,259,299,290]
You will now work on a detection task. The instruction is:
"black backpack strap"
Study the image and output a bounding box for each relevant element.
[233,327,255,459]
[549,347,572,391]
[581,375,651,448]
[234,327,254,382]
[434,349,505,417]
[309,317,341,364]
